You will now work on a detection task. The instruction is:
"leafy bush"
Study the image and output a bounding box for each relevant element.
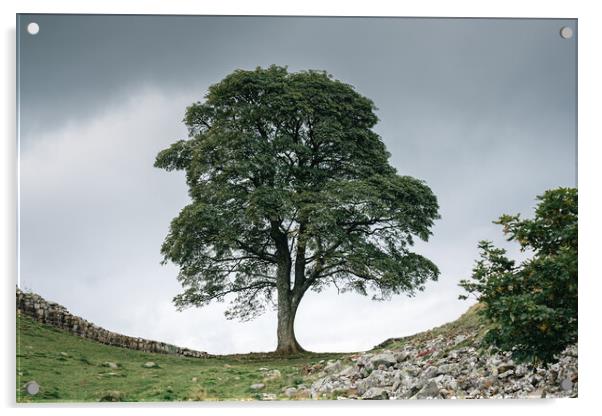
[460,188,577,363]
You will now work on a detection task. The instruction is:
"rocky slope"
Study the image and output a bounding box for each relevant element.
[307,305,578,400]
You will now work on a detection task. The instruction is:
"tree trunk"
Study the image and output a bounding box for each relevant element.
[271,219,306,354]
[276,289,305,354]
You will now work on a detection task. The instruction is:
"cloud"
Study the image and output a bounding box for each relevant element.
[17,16,576,353]
[17,86,473,353]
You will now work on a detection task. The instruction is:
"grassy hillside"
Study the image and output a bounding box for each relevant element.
[16,304,484,402]
[16,314,344,402]
[373,303,486,351]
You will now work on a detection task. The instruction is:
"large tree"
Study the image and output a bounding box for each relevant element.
[155,66,440,354]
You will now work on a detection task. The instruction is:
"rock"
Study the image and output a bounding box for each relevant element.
[497,363,516,374]
[423,365,439,379]
[414,380,441,399]
[191,377,198,382]
[526,388,545,399]
[100,372,120,377]
[395,351,411,362]
[261,393,277,401]
[262,369,281,380]
[362,387,389,400]
[560,378,573,391]
[514,364,528,377]
[99,390,124,402]
[264,313,577,400]
[323,360,343,375]
[338,365,357,378]
[399,383,421,399]
[103,362,118,369]
[295,387,311,399]
[498,370,514,379]
[59,352,69,357]
[250,383,265,390]
[453,334,467,345]
[479,376,497,389]
[370,352,397,368]
[357,369,398,395]
[284,387,297,398]
[143,361,159,368]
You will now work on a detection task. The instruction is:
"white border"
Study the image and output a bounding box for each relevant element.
[2,1,600,415]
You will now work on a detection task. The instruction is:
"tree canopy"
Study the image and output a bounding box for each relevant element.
[155,65,440,353]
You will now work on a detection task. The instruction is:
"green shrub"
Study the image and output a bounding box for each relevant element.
[460,188,577,363]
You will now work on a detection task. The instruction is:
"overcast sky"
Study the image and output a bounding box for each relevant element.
[17,15,576,354]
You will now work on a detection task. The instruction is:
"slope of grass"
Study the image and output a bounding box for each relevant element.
[16,314,343,403]
[16,304,487,402]
[372,303,487,351]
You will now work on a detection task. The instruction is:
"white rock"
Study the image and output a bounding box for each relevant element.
[362,387,389,400]
[370,352,397,368]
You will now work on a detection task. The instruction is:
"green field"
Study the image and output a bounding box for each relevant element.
[16,305,485,403]
[16,314,346,402]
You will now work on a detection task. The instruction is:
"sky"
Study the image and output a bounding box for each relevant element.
[17,15,577,354]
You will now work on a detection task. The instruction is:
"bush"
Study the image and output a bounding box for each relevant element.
[459,188,577,363]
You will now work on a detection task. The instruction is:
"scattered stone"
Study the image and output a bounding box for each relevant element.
[362,387,389,400]
[423,365,439,379]
[370,352,397,368]
[305,330,577,401]
[143,361,159,368]
[526,388,545,399]
[498,370,514,379]
[284,387,297,398]
[99,390,124,402]
[414,380,441,399]
[497,363,516,374]
[295,387,311,399]
[250,383,265,390]
[261,393,277,401]
[338,365,357,378]
[262,369,281,380]
[323,360,343,374]
[102,362,118,369]
[453,335,467,345]
[395,351,410,363]
[479,376,497,389]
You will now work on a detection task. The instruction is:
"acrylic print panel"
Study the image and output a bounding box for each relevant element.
[16,15,577,402]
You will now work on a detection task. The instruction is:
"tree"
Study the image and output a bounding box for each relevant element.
[155,66,440,354]
[459,188,577,363]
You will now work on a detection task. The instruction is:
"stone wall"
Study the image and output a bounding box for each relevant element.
[16,288,208,358]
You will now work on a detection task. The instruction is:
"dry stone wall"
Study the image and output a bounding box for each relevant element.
[16,288,208,358]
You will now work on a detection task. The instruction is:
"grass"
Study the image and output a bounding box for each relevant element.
[16,304,486,402]
[16,314,343,403]
[372,303,488,351]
